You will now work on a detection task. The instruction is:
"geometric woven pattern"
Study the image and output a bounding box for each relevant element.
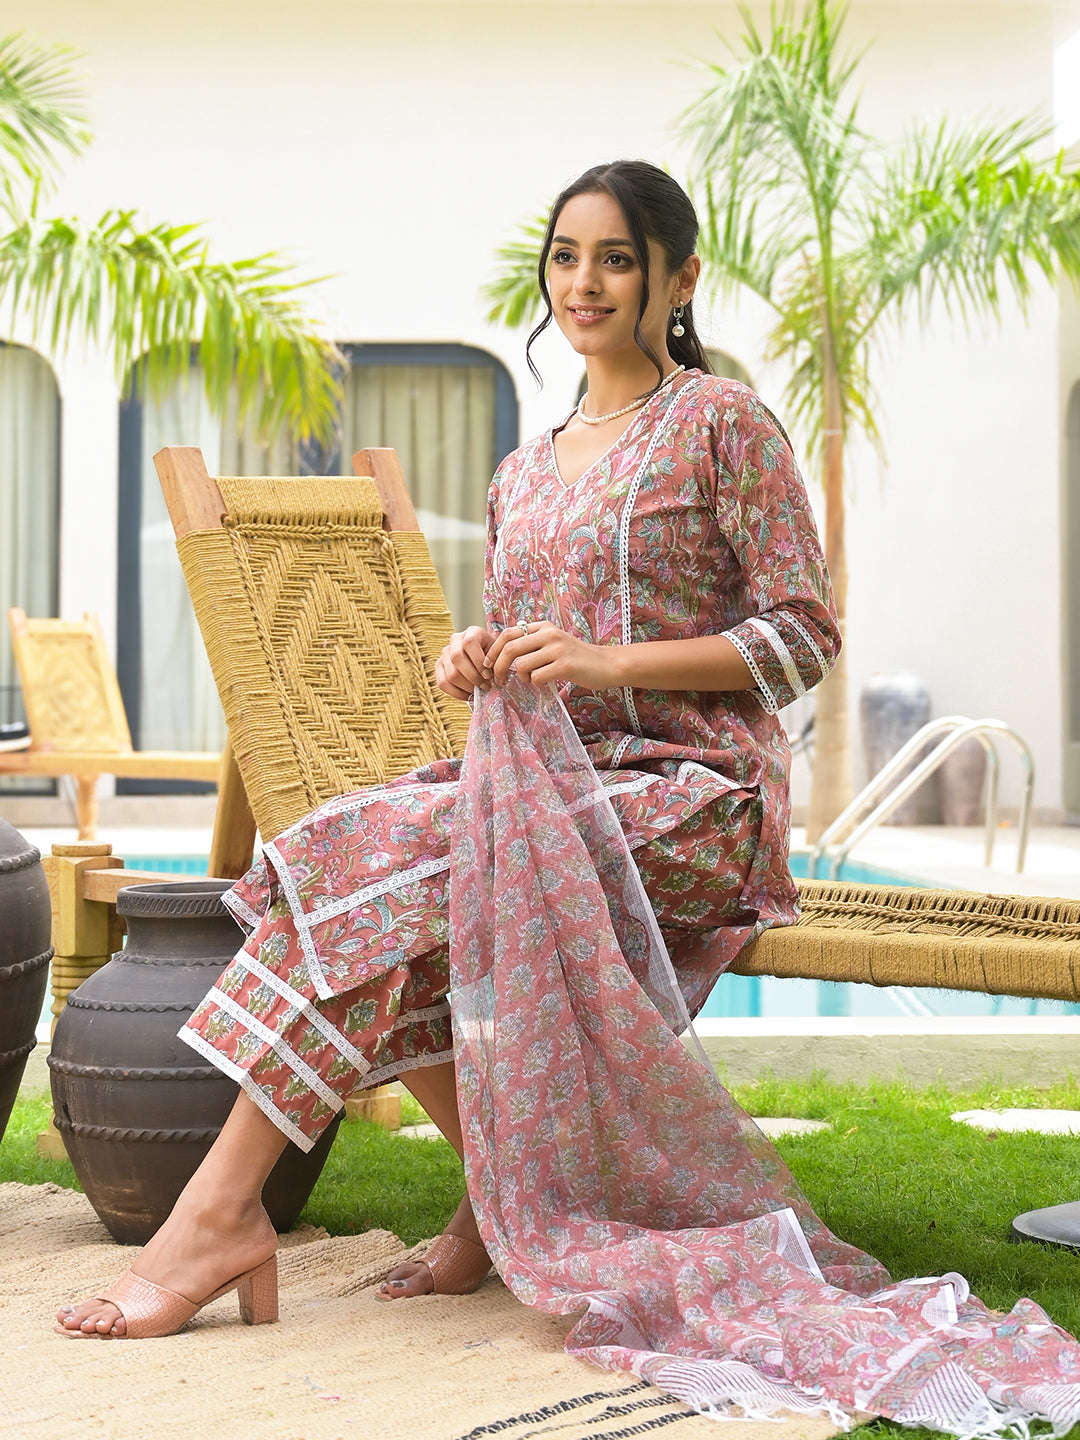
[175,476,470,841]
[734,879,1080,1001]
[10,614,133,754]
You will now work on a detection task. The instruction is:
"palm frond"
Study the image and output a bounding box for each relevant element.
[482,213,549,328]
[679,0,872,278]
[855,114,1080,333]
[0,210,343,443]
[0,34,88,213]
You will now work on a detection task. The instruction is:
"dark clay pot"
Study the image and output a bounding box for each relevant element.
[49,879,340,1244]
[0,820,52,1145]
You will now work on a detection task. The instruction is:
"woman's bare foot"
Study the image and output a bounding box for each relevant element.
[377,1193,489,1299]
[55,1190,278,1337]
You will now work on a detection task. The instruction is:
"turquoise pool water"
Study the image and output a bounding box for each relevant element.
[53,853,1079,1024]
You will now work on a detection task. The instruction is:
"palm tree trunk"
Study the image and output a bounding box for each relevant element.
[805,329,852,843]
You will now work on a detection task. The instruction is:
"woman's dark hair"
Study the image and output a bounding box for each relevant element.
[526,160,712,390]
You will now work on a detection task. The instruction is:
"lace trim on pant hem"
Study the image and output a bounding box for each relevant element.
[179,1026,316,1153]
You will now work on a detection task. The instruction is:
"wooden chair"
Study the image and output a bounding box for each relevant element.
[2,609,220,840]
[153,446,470,880]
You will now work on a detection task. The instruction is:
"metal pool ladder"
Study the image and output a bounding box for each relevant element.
[807,716,1035,880]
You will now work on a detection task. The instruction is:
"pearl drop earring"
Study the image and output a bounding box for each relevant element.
[671,303,685,338]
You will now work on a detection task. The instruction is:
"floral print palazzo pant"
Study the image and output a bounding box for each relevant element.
[182,757,763,1151]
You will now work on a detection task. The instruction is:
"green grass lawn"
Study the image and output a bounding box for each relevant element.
[6,1077,1079,1439]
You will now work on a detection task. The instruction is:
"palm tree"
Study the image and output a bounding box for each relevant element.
[483,0,1080,840]
[0,33,341,442]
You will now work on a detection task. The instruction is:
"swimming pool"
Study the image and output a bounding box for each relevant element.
[75,853,1080,1023]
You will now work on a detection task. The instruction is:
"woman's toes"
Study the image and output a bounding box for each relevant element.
[55,1301,124,1337]
[376,1262,433,1300]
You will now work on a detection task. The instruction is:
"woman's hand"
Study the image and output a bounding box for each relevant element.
[483,620,622,691]
[435,626,498,701]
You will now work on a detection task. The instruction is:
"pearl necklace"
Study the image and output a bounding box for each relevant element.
[576,365,685,426]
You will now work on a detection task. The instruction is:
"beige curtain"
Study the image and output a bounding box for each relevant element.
[137,372,230,752]
[341,364,493,629]
[0,345,59,773]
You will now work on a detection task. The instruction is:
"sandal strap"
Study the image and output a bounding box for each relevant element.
[424,1233,491,1295]
[101,1271,199,1339]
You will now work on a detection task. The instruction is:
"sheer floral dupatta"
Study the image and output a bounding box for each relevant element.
[449,680,1080,1436]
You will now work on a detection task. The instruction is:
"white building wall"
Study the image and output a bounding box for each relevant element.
[1,0,1071,816]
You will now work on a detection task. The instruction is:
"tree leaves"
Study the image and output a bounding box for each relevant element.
[0,34,341,444]
[0,32,88,214]
[483,213,549,328]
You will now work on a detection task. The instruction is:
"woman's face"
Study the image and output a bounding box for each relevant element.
[547,191,686,364]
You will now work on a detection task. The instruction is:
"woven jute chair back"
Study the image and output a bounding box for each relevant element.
[8,609,133,755]
[155,448,470,853]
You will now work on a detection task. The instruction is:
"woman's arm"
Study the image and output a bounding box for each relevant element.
[703,385,840,714]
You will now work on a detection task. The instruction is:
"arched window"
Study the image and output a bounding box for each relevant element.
[0,343,60,788]
[117,344,518,765]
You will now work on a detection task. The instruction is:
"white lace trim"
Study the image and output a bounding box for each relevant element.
[744,616,805,700]
[609,735,634,768]
[784,612,829,686]
[298,853,451,927]
[600,773,659,799]
[725,629,781,714]
[179,1027,315,1153]
[208,985,344,1115]
[617,379,701,737]
[359,1045,455,1088]
[222,889,261,931]
[392,1001,451,1030]
[262,839,334,999]
[237,948,371,1076]
[310,779,457,826]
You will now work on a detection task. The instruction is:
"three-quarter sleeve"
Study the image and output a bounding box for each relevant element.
[705,384,840,715]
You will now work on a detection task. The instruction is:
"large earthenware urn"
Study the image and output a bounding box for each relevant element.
[0,820,52,1145]
[49,879,340,1243]
[859,672,938,825]
[939,737,988,826]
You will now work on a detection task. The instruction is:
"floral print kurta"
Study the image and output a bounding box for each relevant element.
[182,372,836,1142]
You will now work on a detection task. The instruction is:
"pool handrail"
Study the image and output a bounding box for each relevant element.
[808,717,1035,879]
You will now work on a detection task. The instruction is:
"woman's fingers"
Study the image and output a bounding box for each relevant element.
[488,623,550,686]
[437,627,495,697]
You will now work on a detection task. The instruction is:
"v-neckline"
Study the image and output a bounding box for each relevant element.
[547,374,689,491]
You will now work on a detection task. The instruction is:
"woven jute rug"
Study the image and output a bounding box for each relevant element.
[0,1182,845,1440]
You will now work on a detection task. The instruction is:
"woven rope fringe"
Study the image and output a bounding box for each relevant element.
[796,882,1080,940]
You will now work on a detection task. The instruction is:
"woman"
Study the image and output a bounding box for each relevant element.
[55,163,1080,1435]
[59,155,825,1333]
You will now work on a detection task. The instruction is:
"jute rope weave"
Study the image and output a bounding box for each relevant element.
[736,881,1080,1001]
[175,476,469,841]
